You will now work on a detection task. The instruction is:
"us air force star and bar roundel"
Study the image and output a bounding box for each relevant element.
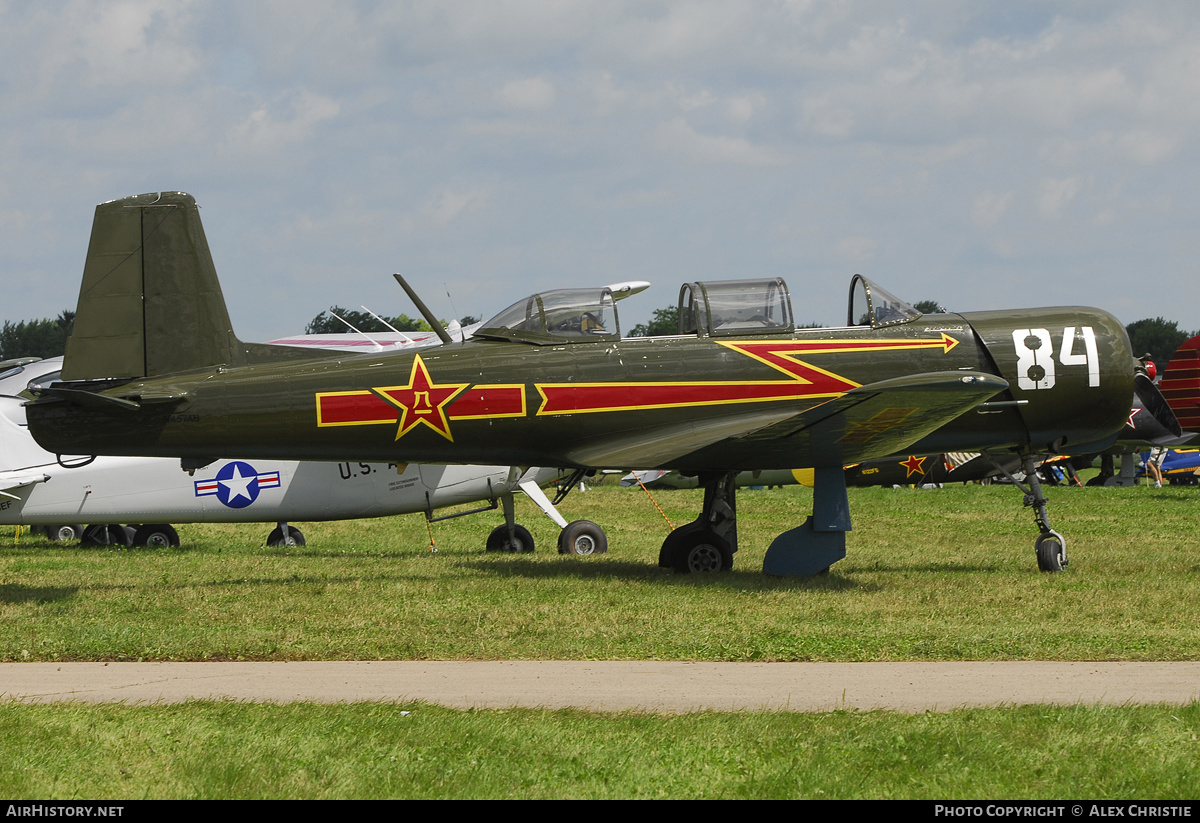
[193,461,282,509]
[313,335,960,440]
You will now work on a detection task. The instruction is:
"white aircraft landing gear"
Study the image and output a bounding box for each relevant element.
[82,524,134,547]
[41,524,84,541]
[133,524,180,547]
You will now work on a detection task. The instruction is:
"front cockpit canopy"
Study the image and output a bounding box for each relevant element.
[474,288,621,345]
[678,278,794,337]
[848,274,922,328]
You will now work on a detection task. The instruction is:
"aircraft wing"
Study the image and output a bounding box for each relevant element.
[567,370,1008,469]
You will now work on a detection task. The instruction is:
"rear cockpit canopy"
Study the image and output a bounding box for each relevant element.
[474,288,621,345]
[848,275,922,328]
[678,278,793,337]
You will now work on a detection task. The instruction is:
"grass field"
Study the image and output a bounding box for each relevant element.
[2,480,1198,798]
[2,482,1198,661]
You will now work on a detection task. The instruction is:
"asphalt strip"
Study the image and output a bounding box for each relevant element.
[2,661,1199,713]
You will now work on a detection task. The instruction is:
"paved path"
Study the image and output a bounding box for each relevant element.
[3,661,1199,713]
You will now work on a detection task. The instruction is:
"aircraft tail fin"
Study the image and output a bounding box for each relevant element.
[62,192,321,381]
[1160,334,1200,433]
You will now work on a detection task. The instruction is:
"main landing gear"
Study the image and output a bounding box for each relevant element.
[993,454,1067,572]
[657,468,851,577]
[482,470,608,556]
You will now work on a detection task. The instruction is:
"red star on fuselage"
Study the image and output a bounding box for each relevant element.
[373,355,469,441]
[900,454,927,477]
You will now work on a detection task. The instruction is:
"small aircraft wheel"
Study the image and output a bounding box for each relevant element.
[134,524,180,548]
[1035,531,1067,572]
[45,525,84,542]
[486,524,534,553]
[662,528,732,573]
[267,525,306,547]
[558,520,608,556]
[82,524,133,547]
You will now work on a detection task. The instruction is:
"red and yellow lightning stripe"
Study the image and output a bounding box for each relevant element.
[534,336,957,416]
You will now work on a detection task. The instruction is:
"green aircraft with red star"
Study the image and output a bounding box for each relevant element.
[25,192,1180,576]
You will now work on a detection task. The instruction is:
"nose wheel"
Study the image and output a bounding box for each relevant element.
[993,454,1068,572]
[1035,530,1066,572]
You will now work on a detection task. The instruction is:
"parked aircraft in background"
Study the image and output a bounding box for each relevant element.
[2,360,603,554]
[1161,333,1200,434]
[27,192,1180,577]
[1153,449,1200,484]
[625,452,1015,491]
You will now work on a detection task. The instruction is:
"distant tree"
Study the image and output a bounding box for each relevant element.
[913,300,944,314]
[0,310,75,359]
[1126,317,1192,369]
[629,306,680,337]
[305,306,433,335]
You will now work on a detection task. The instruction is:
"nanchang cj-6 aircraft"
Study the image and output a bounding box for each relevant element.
[26,192,1180,576]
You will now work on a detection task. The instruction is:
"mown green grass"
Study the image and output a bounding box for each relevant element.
[2,701,1198,799]
[2,482,1197,661]
[3,481,1198,799]
[0,484,1195,662]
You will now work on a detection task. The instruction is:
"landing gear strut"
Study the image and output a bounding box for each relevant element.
[995,454,1067,572]
[657,467,851,576]
[485,490,534,552]
[658,472,737,572]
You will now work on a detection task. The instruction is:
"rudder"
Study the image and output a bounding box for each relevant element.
[63,192,239,380]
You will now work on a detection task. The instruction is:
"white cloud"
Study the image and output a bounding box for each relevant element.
[1037,177,1082,221]
[496,76,556,112]
[836,235,879,264]
[972,191,1014,229]
[225,91,341,153]
[421,187,491,226]
[653,117,782,166]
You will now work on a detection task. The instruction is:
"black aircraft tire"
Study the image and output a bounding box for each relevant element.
[45,525,84,542]
[662,527,732,573]
[486,524,534,553]
[558,520,608,556]
[134,524,180,548]
[1035,532,1066,572]
[82,524,133,547]
[267,525,306,547]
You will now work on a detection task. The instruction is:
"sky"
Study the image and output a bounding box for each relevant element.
[3,1,1199,340]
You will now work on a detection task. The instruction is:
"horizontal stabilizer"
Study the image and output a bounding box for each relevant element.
[0,470,50,498]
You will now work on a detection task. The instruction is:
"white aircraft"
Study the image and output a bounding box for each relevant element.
[0,356,602,554]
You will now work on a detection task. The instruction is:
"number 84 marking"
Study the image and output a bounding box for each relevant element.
[1012,326,1099,391]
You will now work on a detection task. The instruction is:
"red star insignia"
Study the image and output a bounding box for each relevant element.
[374,355,468,441]
[900,455,926,477]
[1127,408,1139,429]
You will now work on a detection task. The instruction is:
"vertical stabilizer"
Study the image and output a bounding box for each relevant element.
[62,192,240,380]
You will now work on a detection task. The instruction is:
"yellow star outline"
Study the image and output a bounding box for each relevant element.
[900,455,927,477]
[372,355,469,442]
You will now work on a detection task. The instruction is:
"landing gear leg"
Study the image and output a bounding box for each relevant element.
[763,465,850,577]
[485,491,534,552]
[658,471,737,573]
[996,454,1067,572]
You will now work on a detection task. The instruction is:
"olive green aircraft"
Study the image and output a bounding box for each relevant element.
[25,192,1179,576]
